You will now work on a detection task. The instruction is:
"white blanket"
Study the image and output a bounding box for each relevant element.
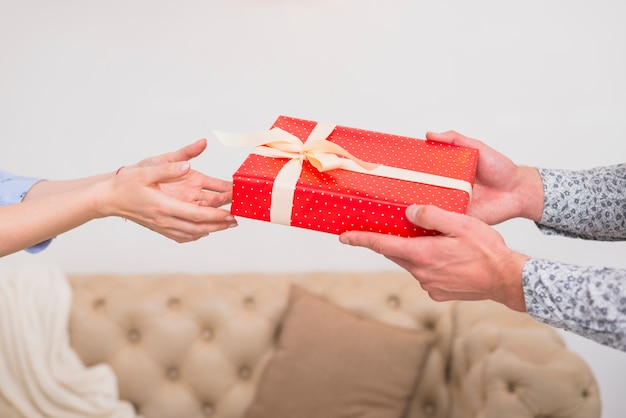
[0,264,139,418]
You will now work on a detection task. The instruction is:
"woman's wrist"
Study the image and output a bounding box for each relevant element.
[84,177,118,220]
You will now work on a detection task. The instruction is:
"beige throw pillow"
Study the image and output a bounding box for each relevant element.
[243,286,434,418]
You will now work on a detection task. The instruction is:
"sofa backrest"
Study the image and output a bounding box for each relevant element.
[67,271,600,418]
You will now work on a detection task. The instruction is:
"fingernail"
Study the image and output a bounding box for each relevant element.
[225,215,235,221]
[406,204,420,219]
[178,162,190,172]
[228,222,238,228]
[339,235,350,245]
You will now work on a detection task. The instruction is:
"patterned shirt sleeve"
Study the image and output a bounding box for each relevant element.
[0,170,52,253]
[537,164,626,240]
[522,165,626,351]
[523,258,626,351]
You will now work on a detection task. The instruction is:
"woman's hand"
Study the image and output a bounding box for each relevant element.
[134,138,233,208]
[102,161,237,243]
[2,139,237,256]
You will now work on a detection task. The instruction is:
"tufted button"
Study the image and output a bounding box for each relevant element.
[423,319,436,330]
[201,328,213,341]
[93,298,106,310]
[243,296,255,309]
[386,295,400,309]
[238,366,252,380]
[423,402,436,416]
[166,367,180,381]
[507,381,516,393]
[202,403,215,417]
[128,329,141,343]
[167,297,181,310]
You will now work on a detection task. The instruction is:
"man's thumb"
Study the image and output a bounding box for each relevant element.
[405,204,467,236]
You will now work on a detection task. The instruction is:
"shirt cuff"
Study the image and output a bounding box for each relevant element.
[0,174,43,205]
[24,239,53,254]
[0,173,54,253]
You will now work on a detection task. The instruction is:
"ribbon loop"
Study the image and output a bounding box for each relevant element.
[214,126,377,173]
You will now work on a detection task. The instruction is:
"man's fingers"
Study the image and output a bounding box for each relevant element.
[338,206,470,245]
[426,130,462,144]
[339,231,387,253]
[339,230,424,261]
[405,205,471,237]
[426,131,497,161]
[425,130,475,147]
[339,205,473,260]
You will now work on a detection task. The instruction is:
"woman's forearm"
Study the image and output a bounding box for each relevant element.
[0,184,103,257]
[22,172,114,201]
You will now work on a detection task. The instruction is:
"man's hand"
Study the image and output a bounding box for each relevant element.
[426,131,544,224]
[340,204,528,311]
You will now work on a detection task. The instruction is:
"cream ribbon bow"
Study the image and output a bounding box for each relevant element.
[214,123,472,226]
[214,123,376,172]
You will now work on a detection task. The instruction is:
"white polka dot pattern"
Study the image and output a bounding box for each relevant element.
[230,116,478,237]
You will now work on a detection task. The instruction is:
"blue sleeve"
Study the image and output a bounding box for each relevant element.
[0,170,53,253]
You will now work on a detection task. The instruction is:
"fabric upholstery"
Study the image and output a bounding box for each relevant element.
[243,286,434,418]
[66,271,601,418]
[0,265,136,418]
[448,300,601,418]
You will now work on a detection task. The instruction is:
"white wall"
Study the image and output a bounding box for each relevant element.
[1,0,625,416]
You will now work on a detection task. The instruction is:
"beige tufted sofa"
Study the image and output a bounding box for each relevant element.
[67,271,601,418]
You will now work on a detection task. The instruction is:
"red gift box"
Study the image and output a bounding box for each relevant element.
[217,116,478,237]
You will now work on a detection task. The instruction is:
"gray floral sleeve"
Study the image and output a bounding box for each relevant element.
[522,165,626,351]
[537,164,626,240]
[523,259,626,351]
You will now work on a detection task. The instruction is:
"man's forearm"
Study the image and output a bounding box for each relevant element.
[536,164,626,240]
[523,258,626,351]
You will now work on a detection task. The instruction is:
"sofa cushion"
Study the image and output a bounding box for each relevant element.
[243,286,434,418]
